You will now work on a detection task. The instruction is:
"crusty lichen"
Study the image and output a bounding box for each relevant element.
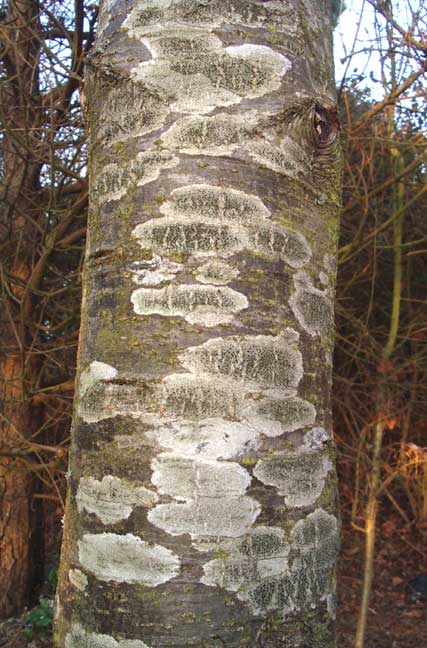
[303,427,330,449]
[161,112,260,156]
[131,284,249,327]
[76,475,158,524]
[160,184,271,226]
[195,260,239,285]
[79,360,117,396]
[201,509,339,616]
[290,272,334,337]
[250,223,311,268]
[148,418,261,461]
[180,331,303,390]
[129,257,182,286]
[79,378,147,424]
[130,30,290,114]
[254,396,316,433]
[95,80,168,145]
[148,453,261,538]
[253,450,333,507]
[123,0,304,38]
[78,533,180,585]
[249,135,311,180]
[124,0,302,41]
[159,374,243,419]
[133,218,246,258]
[92,151,178,205]
[201,525,290,593]
[132,184,311,268]
[151,453,251,499]
[65,623,150,648]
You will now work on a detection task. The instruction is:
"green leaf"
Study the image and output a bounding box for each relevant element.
[23,627,34,641]
[48,565,58,592]
[25,598,54,635]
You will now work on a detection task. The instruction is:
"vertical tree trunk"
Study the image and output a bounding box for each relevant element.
[0,0,43,617]
[56,1,341,646]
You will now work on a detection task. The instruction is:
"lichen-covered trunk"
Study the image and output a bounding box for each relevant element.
[56,1,341,646]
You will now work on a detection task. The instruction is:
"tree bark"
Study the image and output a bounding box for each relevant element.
[56,1,341,646]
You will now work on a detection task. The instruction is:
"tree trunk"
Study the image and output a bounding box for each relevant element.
[56,1,341,646]
[0,0,44,617]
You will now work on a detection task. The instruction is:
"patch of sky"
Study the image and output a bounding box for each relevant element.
[334,0,426,128]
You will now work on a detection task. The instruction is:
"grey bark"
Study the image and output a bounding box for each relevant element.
[55,1,341,646]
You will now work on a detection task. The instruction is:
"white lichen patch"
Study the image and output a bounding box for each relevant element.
[123,328,311,458]
[133,184,311,269]
[250,224,311,269]
[97,81,168,144]
[159,373,243,419]
[180,331,303,390]
[65,623,151,648]
[79,381,148,424]
[249,135,311,180]
[130,30,290,114]
[132,217,247,258]
[130,257,183,286]
[92,152,178,205]
[195,261,239,285]
[151,419,260,461]
[68,569,88,592]
[148,497,260,538]
[131,284,248,327]
[290,271,334,337]
[76,475,158,524]
[145,373,301,455]
[303,426,330,449]
[79,362,124,422]
[253,451,333,507]
[123,0,300,40]
[160,112,314,189]
[160,184,270,226]
[151,453,251,500]
[246,509,339,614]
[161,112,260,157]
[78,533,180,585]
[148,452,260,537]
[79,361,118,399]
[200,510,338,615]
[226,42,290,76]
[246,396,316,435]
[201,526,290,594]
[291,508,339,559]
[92,163,129,203]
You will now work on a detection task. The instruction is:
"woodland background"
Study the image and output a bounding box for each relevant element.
[0,1,426,646]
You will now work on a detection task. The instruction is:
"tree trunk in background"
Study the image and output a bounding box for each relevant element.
[0,0,43,618]
[56,1,341,645]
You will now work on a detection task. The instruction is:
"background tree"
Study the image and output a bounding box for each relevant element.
[0,0,96,618]
[55,1,341,646]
